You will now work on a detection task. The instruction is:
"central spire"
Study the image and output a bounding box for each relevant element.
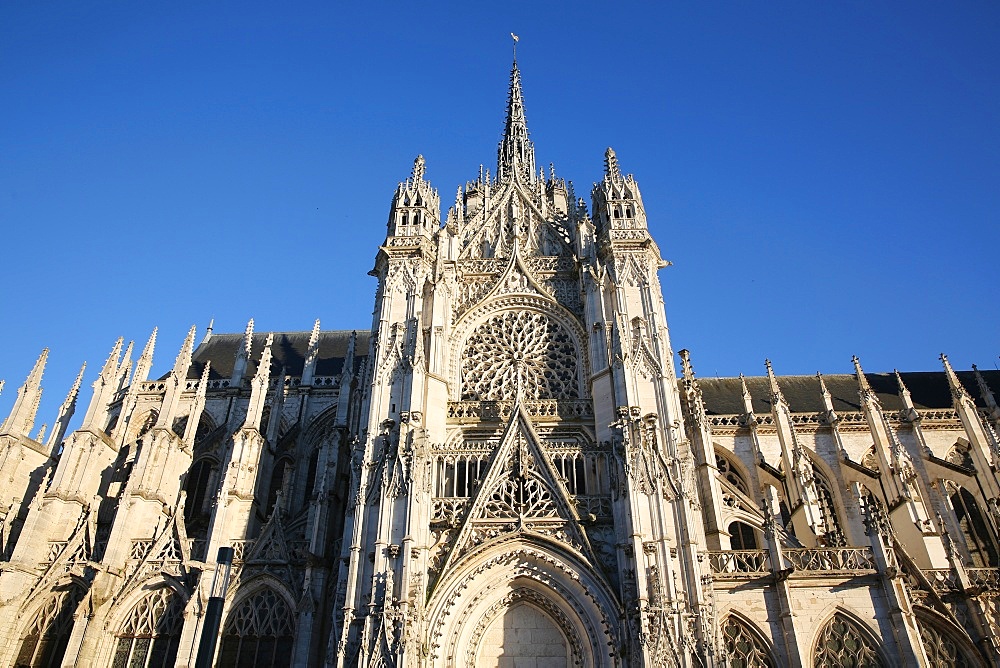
[496,57,536,184]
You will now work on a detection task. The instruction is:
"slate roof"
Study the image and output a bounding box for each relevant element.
[694,369,1000,415]
[181,330,371,380]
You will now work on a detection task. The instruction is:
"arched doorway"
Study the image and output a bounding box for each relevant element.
[476,600,570,667]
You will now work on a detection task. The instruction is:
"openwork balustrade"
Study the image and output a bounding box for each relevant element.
[708,550,770,575]
[968,568,1000,589]
[784,547,875,572]
[447,400,594,421]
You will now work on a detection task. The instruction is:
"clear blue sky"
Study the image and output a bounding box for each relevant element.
[2,1,998,428]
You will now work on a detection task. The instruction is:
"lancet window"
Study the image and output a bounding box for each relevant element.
[218,588,295,667]
[950,485,999,567]
[721,615,774,668]
[813,613,884,667]
[916,616,972,668]
[13,586,83,668]
[111,587,183,668]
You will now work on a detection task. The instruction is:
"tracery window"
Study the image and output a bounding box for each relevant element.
[218,588,295,667]
[813,613,884,667]
[950,485,999,567]
[460,310,578,401]
[917,617,972,668]
[721,616,774,668]
[728,522,758,550]
[111,587,183,668]
[14,586,83,668]
[716,454,749,496]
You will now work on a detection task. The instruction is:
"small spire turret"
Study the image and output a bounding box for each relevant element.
[895,370,920,422]
[604,147,622,183]
[740,374,755,420]
[941,354,972,402]
[387,156,440,238]
[133,328,157,385]
[80,338,124,430]
[852,355,878,404]
[47,362,86,451]
[232,318,255,387]
[301,319,322,386]
[154,325,197,430]
[973,364,1000,422]
[765,359,787,408]
[1,347,48,436]
[243,334,274,431]
[183,361,211,445]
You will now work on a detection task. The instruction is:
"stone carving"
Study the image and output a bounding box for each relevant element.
[460,310,578,401]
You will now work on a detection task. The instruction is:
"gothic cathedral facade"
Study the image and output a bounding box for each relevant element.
[2,59,1000,668]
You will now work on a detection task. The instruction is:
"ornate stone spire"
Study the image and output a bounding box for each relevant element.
[604,147,623,183]
[739,374,756,421]
[941,354,972,402]
[154,325,197,429]
[895,370,920,422]
[816,372,839,425]
[496,57,536,184]
[764,359,787,408]
[80,338,123,430]
[183,361,211,446]
[301,319,321,386]
[134,328,157,385]
[243,333,274,431]
[47,362,86,451]
[973,364,1000,421]
[1,347,48,436]
[852,355,878,405]
[232,318,255,387]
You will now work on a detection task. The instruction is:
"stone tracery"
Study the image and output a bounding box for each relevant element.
[460,310,578,401]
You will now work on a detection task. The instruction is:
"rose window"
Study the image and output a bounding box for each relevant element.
[461,311,578,401]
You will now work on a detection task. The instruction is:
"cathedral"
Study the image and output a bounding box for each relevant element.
[2,56,1000,668]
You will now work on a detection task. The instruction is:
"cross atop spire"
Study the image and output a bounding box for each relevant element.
[497,56,536,185]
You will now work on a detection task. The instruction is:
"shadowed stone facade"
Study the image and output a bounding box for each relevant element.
[1,57,999,668]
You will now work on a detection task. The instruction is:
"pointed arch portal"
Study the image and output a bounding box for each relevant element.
[427,539,619,668]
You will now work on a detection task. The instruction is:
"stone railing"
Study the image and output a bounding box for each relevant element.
[967,568,1000,589]
[923,568,961,594]
[784,547,875,572]
[708,550,770,575]
[447,400,594,421]
[231,539,256,562]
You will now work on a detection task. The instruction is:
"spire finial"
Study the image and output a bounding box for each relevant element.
[679,349,695,381]
[412,155,426,182]
[852,355,874,395]
[972,364,1000,417]
[941,354,971,402]
[604,147,622,182]
[764,359,786,406]
[511,32,519,60]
